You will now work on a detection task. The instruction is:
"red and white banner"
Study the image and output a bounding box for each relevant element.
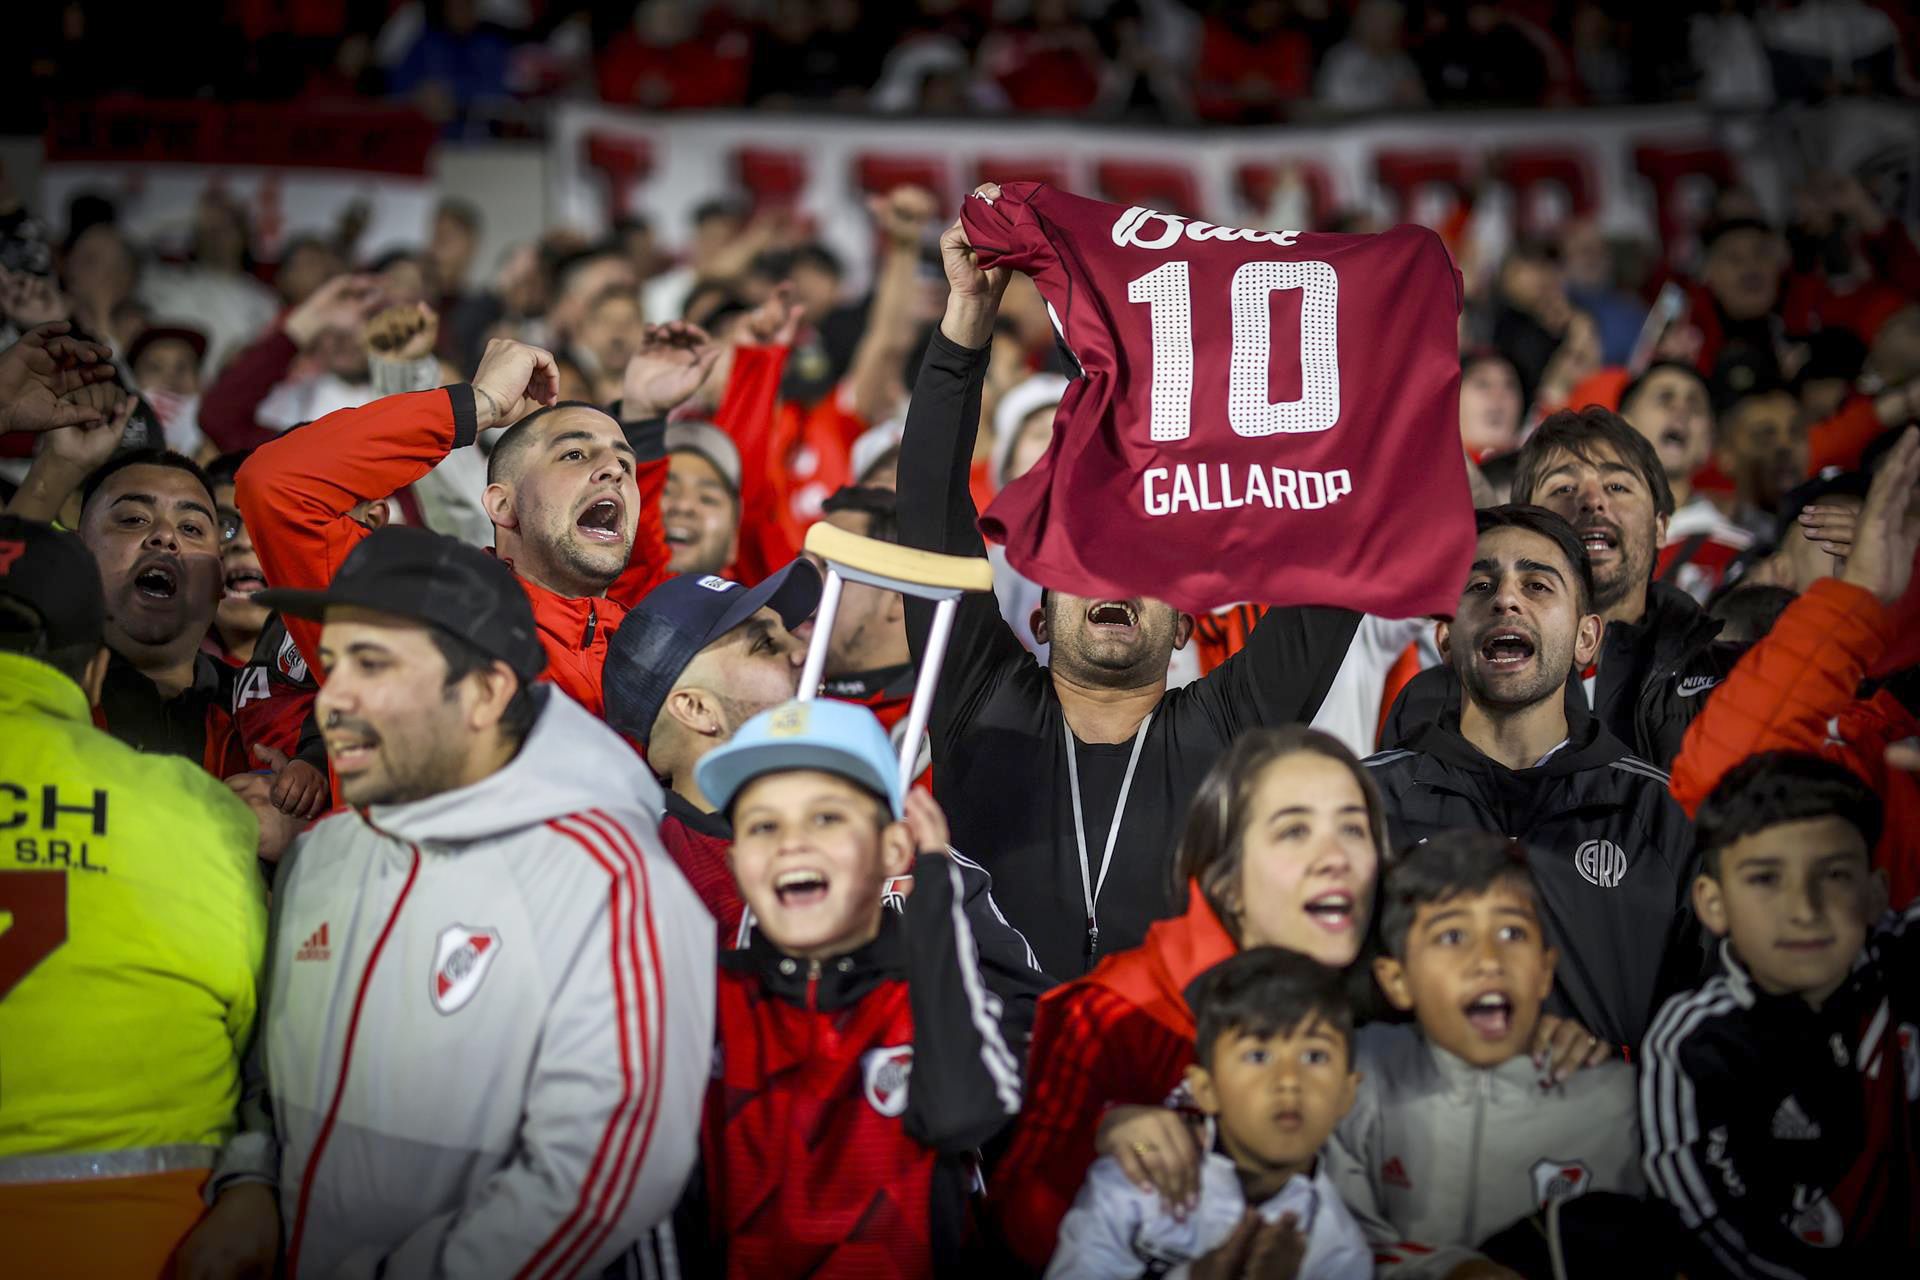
[549,101,1919,288]
[38,99,440,260]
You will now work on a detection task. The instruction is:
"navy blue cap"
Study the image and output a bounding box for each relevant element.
[604,559,821,744]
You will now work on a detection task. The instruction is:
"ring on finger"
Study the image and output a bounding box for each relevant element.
[1131,1141,1156,1157]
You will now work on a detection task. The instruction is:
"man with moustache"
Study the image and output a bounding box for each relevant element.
[1365,506,1699,1051]
[14,453,312,855]
[70,449,249,775]
[0,338,201,714]
[896,203,1363,978]
[0,354,214,765]
[0,355,325,838]
[1387,406,1742,767]
[208,525,712,1278]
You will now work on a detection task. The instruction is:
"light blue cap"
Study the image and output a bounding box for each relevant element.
[695,699,903,819]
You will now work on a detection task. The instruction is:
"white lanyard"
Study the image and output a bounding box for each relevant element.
[1064,710,1152,960]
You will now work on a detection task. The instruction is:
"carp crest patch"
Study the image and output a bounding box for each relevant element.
[430,924,502,1015]
[1529,1158,1592,1207]
[861,1045,914,1117]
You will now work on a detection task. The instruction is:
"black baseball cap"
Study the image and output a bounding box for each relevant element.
[604,559,821,744]
[0,516,105,655]
[255,526,546,682]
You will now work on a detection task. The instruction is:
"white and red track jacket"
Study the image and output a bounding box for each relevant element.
[263,687,714,1279]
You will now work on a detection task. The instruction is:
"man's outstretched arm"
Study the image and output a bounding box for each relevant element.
[236,339,560,666]
[897,215,1031,746]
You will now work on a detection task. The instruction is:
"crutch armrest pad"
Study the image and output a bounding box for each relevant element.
[803,522,996,593]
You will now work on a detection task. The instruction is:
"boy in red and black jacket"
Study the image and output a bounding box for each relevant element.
[687,698,1025,1278]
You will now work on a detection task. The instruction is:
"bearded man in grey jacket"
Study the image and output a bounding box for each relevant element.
[200,525,714,1280]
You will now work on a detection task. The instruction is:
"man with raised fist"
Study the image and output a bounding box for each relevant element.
[236,328,721,717]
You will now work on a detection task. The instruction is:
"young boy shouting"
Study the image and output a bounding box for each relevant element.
[691,699,1024,1278]
[1642,751,1918,1276]
[1323,831,1646,1279]
[1046,948,1373,1279]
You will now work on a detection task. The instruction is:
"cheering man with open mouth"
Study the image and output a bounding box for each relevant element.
[1365,505,1701,1052]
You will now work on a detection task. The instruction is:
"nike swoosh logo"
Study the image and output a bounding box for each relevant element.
[1677,678,1720,698]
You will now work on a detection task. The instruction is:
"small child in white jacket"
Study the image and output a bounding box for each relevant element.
[1045,948,1372,1279]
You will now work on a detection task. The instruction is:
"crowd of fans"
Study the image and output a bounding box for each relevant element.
[10,0,1920,133]
[3,32,1920,1277]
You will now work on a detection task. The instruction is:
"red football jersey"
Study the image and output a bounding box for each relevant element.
[961,182,1475,618]
[230,617,318,760]
[704,945,951,1278]
[1655,533,1747,606]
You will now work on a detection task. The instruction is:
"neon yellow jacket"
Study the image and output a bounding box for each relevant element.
[0,651,265,1162]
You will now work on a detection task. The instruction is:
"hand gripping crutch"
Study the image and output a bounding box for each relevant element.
[795,521,996,800]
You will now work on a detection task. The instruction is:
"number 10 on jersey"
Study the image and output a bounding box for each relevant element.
[1127,260,1340,442]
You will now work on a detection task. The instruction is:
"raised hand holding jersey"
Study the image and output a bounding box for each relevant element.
[960,182,1474,618]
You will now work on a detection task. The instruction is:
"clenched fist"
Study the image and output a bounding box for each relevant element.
[363,302,440,362]
[470,338,561,431]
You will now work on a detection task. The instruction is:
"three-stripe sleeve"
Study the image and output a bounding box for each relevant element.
[1638,986,1811,1280]
[900,852,1025,1154]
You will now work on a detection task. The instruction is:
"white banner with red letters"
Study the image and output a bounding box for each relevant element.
[549,100,1919,291]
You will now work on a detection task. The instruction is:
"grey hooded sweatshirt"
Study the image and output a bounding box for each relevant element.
[263,688,714,1279]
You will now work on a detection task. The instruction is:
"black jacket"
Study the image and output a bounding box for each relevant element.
[97,648,239,774]
[897,332,1362,978]
[1364,701,1704,1050]
[1382,582,1744,768]
[1639,907,1920,1278]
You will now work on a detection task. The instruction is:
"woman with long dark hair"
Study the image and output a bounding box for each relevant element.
[990,726,1384,1268]
[991,725,1605,1270]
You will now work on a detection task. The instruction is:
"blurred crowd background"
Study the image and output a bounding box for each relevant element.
[0,0,1916,527]
[6,0,1918,136]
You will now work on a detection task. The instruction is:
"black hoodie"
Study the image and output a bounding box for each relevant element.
[1364,697,1706,1052]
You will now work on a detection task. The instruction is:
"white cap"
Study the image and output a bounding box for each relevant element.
[992,373,1068,486]
[850,416,906,485]
[665,421,742,493]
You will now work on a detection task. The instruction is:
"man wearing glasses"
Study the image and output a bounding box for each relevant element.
[67,447,331,858]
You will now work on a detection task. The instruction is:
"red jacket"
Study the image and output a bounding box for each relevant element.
[659,792,746,944]
[1683,218,1920,378]
[702,857,1021,1278]
[1670,577,1920,910]
[228,615,323,769]
[718,347,870,587]
[234,386,671,718]
[989,883,1236,1269]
